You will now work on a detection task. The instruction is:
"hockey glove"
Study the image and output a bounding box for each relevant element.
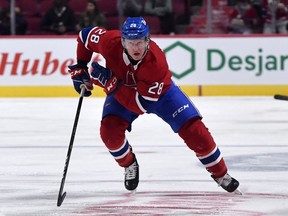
[91,62,120,95]
[68,64,93,97]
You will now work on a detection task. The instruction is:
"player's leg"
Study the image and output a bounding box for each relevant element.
[178,117,227,178]
[100,115,133,167]
[100,95,139,191]
[178,118,239,192]
[153,82,239,192]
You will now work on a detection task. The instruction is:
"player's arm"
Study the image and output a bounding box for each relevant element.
[114,74,171,114]
[112,59,171,114]
[90,62,120,95]
[68,27,109,96]
[89,61,167,113]
[89,61,171,113]
[76,26,108,63]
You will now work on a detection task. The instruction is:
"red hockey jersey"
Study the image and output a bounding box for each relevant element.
[76,27,172,114]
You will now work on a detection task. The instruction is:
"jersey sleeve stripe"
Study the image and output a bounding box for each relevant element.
[79,27,98,50]
[136,92,147,113]
[79,27,93,44]
[142,95,159,102]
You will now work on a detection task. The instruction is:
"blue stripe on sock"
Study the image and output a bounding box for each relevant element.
[199,148,221,165]
[109,141,129,158]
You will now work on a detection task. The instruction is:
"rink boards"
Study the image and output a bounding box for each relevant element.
[1,35,288,97]
[0,84,288,97]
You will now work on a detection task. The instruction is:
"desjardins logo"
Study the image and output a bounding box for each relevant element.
[164,41,195,79]
[164,41,288,79]
[207,48,288,76]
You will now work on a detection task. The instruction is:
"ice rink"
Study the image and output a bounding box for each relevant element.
[0,96,288,215]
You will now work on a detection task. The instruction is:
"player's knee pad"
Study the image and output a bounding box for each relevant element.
[100,115,130,149]
[178,117,216,155]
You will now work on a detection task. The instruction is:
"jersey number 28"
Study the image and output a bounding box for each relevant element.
[90,29,106,44]
[148,82,164,95]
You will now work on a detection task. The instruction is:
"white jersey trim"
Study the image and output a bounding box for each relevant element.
[79,27,99,50]
[142,95,159,102]
[136,92,147,113]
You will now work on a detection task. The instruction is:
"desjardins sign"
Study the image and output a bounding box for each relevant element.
[164,41,288,79]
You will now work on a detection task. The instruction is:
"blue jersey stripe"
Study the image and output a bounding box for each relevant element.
[80,27,93,44]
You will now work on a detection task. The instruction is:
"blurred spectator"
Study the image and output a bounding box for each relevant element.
[263,1,288,34]
[0,6,27,35]
[227,0,263,34]
[144,0,175,34]
[118,0,144,17]
[188,0,203,14]
[75,0,106,31]
[40,0,76,35]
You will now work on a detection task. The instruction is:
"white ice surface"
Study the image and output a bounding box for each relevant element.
[0,96,288,215]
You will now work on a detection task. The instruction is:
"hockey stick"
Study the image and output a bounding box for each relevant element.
[57,85,86,207]
[274,94,288,101]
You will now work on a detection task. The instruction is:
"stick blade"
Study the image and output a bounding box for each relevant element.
[274,94,288,101]
[57,192,66,207]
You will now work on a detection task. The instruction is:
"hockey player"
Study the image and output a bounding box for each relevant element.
[68,17,240,193]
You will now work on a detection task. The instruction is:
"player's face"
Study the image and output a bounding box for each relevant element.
[123,38,148,61]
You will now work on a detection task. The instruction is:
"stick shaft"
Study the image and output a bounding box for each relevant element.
[274,94,288,101]
[57,87,85,207]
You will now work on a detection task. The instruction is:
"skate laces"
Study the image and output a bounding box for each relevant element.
[125,161,138,180]
[216,173,232,187]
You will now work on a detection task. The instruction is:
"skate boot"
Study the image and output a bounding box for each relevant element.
[212,173,240,193]
[124,154,139,191]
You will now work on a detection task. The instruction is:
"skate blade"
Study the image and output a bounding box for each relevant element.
[233,188,242,195]
[127,189,137,196]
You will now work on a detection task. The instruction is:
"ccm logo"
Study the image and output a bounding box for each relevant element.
[172,104,189,118]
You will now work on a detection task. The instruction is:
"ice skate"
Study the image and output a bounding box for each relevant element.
[124,154,139,191]
[212,173,241,194]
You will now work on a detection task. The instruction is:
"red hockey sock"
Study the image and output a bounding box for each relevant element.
[100,115,134,167]
[178,118,228,177]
